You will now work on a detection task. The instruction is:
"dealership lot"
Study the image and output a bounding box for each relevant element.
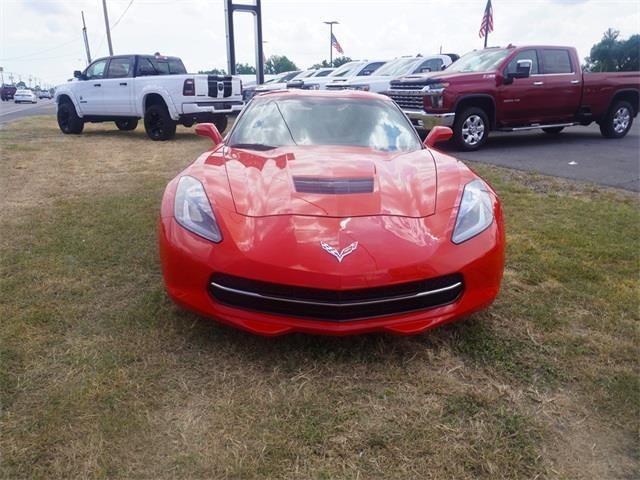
[1,116,637,479]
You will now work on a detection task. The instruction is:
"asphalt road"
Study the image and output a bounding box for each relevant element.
[0,98,56,124]
[441,122,640,192]
[1,99,638,191]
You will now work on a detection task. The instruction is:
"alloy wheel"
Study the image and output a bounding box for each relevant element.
[613,107,630,134]
[461,114,485,146]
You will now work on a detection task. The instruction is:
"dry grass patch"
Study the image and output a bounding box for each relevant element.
[1,117,638,479]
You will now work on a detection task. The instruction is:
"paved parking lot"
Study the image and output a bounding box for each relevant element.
[443,122,640,192]
[0,98,56,124]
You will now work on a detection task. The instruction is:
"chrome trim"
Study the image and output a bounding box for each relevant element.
[533,81,544,86]
[402,109,455,128]
[210,281,463,307]
[498,122,578,132]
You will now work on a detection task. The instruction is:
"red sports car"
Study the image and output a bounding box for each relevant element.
[159,90,505,336]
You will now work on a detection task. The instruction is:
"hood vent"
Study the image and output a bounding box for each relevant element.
[293,177,374,195]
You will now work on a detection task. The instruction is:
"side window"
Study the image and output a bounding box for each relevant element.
[136,58,157,76]
[505,50,539,75]
[417,58,444,73]
[85,59,108,79]
[315,70,332,77]
[359,62,384,76]
[106,57,132,78]
[541,49,573,74]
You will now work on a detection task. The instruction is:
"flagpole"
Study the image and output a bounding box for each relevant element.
[324,21,338,67]
[484,32,488,49]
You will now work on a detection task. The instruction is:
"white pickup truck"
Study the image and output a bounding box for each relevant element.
[54,54,243,140]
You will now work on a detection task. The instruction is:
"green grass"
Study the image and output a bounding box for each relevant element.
[1,117,638,479]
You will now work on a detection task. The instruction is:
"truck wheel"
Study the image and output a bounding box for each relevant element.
[213,115,228,133]
[542,127,564,134]
[599,100,633,139]
[115,119,138,131]
[453,107,489,151]
[57,101,84,134]
[144,104,176,141]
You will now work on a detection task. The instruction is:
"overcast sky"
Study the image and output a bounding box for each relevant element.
[1,0,639,87]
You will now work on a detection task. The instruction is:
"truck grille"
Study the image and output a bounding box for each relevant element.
[207,75,233,98]
[386,91,424,110]
[209,273,464,322]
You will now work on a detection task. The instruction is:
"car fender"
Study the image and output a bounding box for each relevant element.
[138,86,180,120]
[54,88,84,117]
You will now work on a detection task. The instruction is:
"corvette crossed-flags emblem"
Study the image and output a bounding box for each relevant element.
[320,241,358,263]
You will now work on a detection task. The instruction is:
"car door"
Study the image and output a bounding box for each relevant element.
[76,58,109,115]
[537,48,582,121]
[102,56,135,115]
[496,49,548,125]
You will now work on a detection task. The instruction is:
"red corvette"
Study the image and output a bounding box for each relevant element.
[159,90,505,336]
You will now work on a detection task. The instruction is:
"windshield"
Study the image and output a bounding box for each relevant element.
[446,49,511,73]
[294,70,315,79]
[373,57,418,77]
[229,97,421,152]
[329,62,363,77]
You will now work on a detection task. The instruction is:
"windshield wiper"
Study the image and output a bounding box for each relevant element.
[228,143,277,151]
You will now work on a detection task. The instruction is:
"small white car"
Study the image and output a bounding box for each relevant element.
[325,55,458,93]
[38,90,52,99]
[253,68,336,95]
[14,89,37,103]
[293,60,388,90]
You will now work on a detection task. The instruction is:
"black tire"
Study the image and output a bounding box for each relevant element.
[213,115,228,133]
[115,118,138,131]
[57,101,84,134]
[453,107,489,151]
[144,103,176,141]
[542,127,564,134]
[599,100,634,139]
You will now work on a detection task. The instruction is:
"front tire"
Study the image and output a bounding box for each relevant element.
[599,100,634,139]
[542,127,564,134]
[453,107,489,151]
[115,118,138,131]
[144,104,176,141]
[57,101,84,134]
[213,115,228,133]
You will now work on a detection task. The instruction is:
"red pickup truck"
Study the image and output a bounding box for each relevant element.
[386,45,640,150]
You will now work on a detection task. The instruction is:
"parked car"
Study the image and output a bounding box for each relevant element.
[38,90,52,99]
[292,60,388,90]
[159,90,504,335]
[242,70,301,101]
[14,89,37,103]
[326,54,458,93]
[54,54,243,140]
[252,69,333,96]
[385,45,640,150]
[1,84,17,101]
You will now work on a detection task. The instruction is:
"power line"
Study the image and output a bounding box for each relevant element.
[111,0,135,30]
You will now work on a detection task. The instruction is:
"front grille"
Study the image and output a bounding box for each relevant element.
[326,84,348,91]
[209,273,464,321]
[386,91,424,110]
[207,75,233,98]
[293,177,374,194]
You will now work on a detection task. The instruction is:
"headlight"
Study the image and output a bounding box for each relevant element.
[452,179,493,244]
[426,82,449,92]
[304,83,320,90]
[174,176,222,243]
[349,84,370,91]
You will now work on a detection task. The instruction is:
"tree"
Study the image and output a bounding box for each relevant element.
[265,55,298,74]
[198,68,227,75]
[235,63,256,74]
[310,56,352,69]
[585,29,640,72]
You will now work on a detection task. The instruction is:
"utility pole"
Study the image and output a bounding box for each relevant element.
[323,21,338,67]
[82,11,92,64]
[102,0,114,56]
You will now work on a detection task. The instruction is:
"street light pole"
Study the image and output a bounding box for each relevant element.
[323,21,338,67]
[102,0,114,56]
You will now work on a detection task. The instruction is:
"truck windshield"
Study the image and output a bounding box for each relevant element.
[229,96,421,152]
[373,57,418,77]
[329,63,363,77]
[446,49,511,73]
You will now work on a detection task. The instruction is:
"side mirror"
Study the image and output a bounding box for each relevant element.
[195,123,223,146]
[73,70,84,80]
[424,126,453,148]
[504,59,532,84]
[441,64,447,71]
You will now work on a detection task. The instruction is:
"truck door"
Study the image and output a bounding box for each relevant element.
[102,56,135,116]
[537,48,582,122]
[76,58,108,115]
[496,49,548,125]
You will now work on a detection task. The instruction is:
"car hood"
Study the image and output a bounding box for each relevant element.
[221,145,437,218]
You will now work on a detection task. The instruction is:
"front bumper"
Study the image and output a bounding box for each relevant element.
[182,101,243,115]
[159,208,504,336]
[404,110,455,129]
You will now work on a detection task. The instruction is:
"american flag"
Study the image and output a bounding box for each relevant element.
[479,0,494,39]
[331,33,344,55]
